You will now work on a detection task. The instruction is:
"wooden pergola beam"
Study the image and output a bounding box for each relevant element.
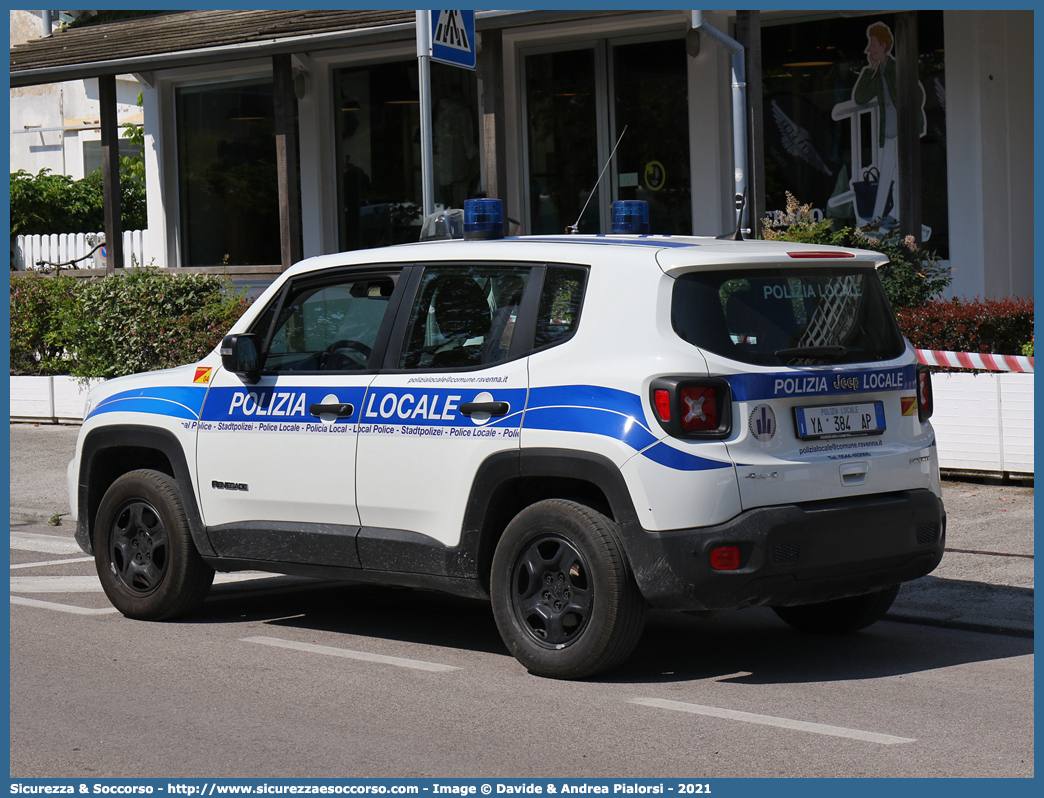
[98,74,123,274]
[272,53,302,270]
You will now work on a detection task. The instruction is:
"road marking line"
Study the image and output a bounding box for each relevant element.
[630,698,916,745]
[712,671,753,681]
[207,574,328,596]
[212,573,302,586]
[11,556,94,570]
[11,596,119,615]
[9,571,288,594]
[11,575,105,593]
[10,532,83,555]
[242,635,460,672]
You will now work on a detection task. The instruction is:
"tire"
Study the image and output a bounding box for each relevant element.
[94,469,214,620]
[490,499,646,679]
[771,584,900,634]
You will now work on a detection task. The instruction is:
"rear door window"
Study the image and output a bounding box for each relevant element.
[672,267,905,366]
[397,265,532,370]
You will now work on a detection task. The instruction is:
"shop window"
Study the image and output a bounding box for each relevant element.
[524,38,690,236]
[175,78,281,267]
[761,11,948,257]
[613,39,691,235]
[526,49,600,235]
[334,61,480,252]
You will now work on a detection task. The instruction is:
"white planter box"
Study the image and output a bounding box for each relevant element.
[9,375,103,423]
[10,375,54,421]
[52,376,103,422]
[931,371,1034,478]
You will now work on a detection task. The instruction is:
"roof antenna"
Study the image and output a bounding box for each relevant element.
[567,124,628,234]
[716,188,747,240]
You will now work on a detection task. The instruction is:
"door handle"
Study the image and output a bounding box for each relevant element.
[458,401,510,417]
[309,403,354,419]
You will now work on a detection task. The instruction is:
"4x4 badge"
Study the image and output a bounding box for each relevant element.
[748,404,777,442]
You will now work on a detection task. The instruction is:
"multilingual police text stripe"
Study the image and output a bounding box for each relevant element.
[87,381,729,473]
[725,365,916,402]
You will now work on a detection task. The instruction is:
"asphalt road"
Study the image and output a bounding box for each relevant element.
[8,519,1035,778]
[7,422,1036,778]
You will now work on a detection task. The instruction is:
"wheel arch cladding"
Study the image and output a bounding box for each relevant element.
[77,425,214,557]
[462,448,642,595]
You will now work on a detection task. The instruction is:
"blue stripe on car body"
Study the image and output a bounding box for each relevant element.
[88,386,208,421]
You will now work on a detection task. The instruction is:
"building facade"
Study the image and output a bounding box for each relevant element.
[9,9,1033,300]
[9,11,143,180]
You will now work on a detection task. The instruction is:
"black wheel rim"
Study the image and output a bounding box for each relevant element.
[510,534,593,647]
[108,499,170,595]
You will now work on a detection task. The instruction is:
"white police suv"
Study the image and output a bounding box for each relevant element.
[69,199,944,679]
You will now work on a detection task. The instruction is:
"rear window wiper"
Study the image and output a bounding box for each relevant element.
[774,345,848,363]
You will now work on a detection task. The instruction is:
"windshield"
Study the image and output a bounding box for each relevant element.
[671,267,905,367]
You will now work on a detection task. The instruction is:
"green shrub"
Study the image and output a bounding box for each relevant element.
[896,297,1034,355]
[1022,337,1034,358]
[10,166,146,237]
[10,268,251,380]
[762,192,950,310]
[9,272,79,375]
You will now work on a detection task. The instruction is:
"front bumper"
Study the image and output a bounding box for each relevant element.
[622,489,945,611]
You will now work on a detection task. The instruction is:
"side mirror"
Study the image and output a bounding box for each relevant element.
[220,333,262,384]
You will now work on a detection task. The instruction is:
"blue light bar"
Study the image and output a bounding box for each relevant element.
[463,198,505,240]
[611,200,649,233]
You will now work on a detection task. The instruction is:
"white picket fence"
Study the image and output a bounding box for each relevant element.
[12,229,149,271]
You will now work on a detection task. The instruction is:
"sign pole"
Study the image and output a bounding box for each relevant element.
[416,10,435,218]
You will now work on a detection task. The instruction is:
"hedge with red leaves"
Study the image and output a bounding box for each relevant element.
[896,297,1034,355]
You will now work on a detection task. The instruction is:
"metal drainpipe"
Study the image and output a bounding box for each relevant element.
[691,10,748,234]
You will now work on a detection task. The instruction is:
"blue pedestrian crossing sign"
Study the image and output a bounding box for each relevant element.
[429,10,476,70]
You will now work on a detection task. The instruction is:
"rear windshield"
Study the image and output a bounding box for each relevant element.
[672,267,905,367]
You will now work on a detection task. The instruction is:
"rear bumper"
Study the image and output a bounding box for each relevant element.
[623,489,945,611]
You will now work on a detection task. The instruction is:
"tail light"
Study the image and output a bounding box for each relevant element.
[649,377,731,438]
[916,365,934,421]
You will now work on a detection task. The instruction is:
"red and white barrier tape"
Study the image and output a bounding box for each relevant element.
[916,349,1034,373]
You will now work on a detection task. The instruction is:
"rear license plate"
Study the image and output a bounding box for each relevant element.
[794,401,885,440]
